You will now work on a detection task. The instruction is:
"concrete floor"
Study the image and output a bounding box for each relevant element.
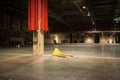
[0,44,120,80]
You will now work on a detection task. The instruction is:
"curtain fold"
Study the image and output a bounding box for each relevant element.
[28,0,48,32]
[41,0,48,32]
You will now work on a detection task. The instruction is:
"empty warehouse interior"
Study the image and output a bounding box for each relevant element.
[0,0,120,80]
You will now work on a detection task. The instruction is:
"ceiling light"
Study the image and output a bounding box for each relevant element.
[92,21,95,25]
[82,6,86,9]
[87,12,90,16]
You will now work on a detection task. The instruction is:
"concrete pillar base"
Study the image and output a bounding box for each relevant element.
[33,30,44,56]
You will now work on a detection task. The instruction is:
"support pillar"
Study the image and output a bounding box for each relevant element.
[70,33,73,43]
[28,0,47,56]
[33,30,44,56]
[39,30,44,55]
[94,33,100,43]
[116,33,120,43]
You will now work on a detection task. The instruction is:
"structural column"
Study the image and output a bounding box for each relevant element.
[116,33,120,43]
[70,33,73,43]
[33,30,44,56]
[94,33,100,43]
[38,30,44,56]
[28,0,48,56]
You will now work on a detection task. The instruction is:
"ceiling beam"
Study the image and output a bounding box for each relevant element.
[93,1,113,4]
[48,10,73,31]
[73,1,84,14]
[94,5,113,8]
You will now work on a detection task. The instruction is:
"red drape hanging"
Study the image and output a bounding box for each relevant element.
[41,0,48,32]
[28,0,48,32]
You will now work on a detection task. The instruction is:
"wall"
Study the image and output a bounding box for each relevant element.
[44,33,117,44]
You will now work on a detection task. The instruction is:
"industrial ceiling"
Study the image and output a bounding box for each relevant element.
[0,0,120,33]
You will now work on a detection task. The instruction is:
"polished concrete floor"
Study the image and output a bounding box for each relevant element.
[0,44,120,80]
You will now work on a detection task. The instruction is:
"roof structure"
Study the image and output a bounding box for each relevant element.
[0,0,120,32]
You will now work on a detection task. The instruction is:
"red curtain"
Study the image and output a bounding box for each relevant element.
[28,0,48,32]
[41,0,48,32]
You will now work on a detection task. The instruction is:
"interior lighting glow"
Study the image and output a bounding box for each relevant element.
[54,35,59,43]
[108,38,113,43]
[86,37,93,43]
[101,38,106,43]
